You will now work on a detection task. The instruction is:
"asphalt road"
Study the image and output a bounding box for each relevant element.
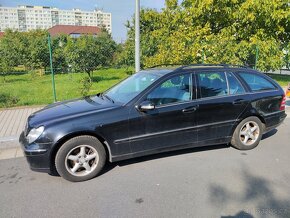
[0,118,290,218]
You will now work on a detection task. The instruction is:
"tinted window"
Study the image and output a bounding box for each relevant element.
[197,72,228,98]
[239,72,276,91]
[147,74,191,106]
[227,72,245,95]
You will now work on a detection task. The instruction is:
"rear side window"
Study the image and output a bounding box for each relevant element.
[227,72,245,95]
[239,72,276,92]
[197,72,228,98]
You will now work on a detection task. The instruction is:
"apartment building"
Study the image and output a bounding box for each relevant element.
[0,5,112,33]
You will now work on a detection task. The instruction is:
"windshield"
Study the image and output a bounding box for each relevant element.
[104,72,161,104]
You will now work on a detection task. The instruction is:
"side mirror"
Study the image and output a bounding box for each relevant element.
[137,101,155,112]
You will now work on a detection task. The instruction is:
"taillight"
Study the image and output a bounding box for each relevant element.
[280,95,286,111]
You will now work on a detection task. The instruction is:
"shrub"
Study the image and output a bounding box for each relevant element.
[78,76,92,97]
[0,93,20,108]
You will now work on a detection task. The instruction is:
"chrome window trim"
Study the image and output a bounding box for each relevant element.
[135,70,280,110]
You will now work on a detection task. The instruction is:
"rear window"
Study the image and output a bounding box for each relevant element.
[239,72,276,92]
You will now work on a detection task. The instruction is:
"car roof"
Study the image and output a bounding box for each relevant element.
[139,69,175,76]
[140,64,254,77]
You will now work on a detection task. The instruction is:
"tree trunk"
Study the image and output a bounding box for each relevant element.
[86,71,92,82]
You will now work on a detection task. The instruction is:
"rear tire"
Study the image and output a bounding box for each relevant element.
[55,135,106,182]
[231,116,263,150]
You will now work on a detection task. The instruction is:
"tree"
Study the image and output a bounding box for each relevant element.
[0,29,27,81]
[51,34,69,73]
[121,0,290,71]
[65,32,116,79]
[24,30,50,71]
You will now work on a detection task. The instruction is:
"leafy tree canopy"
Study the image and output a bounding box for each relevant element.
[120,0,290,71]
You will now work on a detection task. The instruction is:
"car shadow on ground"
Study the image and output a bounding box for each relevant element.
[100,144,230,176]
[209,165,290,218]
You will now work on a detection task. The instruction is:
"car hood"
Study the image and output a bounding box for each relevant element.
[28,95,119,127]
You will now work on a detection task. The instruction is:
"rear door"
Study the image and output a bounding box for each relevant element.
[194,70,250,143]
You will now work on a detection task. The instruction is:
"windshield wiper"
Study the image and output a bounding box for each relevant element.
[102,94,115,103]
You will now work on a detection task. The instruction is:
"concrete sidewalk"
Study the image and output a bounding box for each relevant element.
[0,107,42,147]
[0,107,42,159]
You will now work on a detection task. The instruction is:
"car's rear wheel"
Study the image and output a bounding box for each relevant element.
[231,116,263,150]
[55,136,106,182]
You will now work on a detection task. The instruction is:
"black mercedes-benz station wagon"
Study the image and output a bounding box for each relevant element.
[19,64,287,182]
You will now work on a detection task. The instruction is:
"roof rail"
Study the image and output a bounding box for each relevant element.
[147,63,251,70]
[147,64,183,69]
[176,64,251,70]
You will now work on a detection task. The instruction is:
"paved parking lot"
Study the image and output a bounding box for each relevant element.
[0,116,289,218]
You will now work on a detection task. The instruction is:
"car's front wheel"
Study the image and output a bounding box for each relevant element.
[231,116,263,150]
[55,136,106,182]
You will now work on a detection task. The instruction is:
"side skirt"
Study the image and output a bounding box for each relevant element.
[111,137,231,162]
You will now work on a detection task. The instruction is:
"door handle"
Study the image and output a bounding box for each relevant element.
[182,105,199,113]
[233,99,248,105]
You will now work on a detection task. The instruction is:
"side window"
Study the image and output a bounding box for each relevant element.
[147,74,192,106]
[227,72,245,95]
[239,72,276,92]
[197,72,228,98]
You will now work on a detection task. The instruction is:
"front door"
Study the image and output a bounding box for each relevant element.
[128,73,199,154]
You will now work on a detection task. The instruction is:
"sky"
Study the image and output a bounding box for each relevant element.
[0,0,167,42]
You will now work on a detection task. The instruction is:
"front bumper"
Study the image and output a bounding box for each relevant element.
[19,132,52,173]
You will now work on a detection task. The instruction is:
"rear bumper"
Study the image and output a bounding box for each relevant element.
[264,111,287,133]
[19,132,52,173]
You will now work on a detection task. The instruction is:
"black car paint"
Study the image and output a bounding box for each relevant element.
[19,67,287,173]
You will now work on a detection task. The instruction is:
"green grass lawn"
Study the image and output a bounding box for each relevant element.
[0,68,131,108]
[0,69,289,108]
[266,73,290,87]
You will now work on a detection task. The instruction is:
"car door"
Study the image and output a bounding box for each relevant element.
[194,70,250,143]
[127,73,199,154]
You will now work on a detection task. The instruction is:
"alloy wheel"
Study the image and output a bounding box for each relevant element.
[65,145,99,177]
[239,121,260,146]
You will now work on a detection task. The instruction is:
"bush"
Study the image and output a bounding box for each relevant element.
[78,76,92,97]
[0,93,20,108]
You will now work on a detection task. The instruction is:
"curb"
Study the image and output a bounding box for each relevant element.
[0,146,23,160]
[0,105,46,111]
[0,140,20,150]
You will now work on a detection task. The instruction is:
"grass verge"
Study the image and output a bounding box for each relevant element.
[266,73,290,87]
[0,69,289,108]
[0,68,132,108]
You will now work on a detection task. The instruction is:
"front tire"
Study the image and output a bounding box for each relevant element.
[55,136,106,182]
[231,116,263,150]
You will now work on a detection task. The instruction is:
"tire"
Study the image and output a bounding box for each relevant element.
[231,116,263,150]
[55,135,106,182]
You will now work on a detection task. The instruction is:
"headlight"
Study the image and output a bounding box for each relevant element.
[27,126,44,143]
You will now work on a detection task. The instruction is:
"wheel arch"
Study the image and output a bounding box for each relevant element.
[49,131,112,174]
[230,113,266,138]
